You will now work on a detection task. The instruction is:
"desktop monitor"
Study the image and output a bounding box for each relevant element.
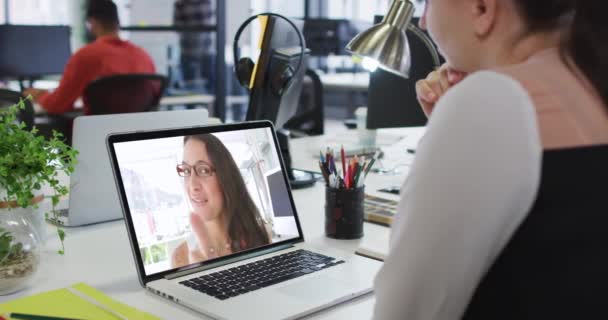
[0,25,71,79]
[244,15,315,189]
[303,19,370,56]
[366,17,443,129]
[246,16,307,129]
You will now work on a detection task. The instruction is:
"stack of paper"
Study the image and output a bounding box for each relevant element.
[355,229,390,261]
[0,283,160,320]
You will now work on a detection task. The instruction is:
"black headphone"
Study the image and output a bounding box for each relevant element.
[233,12,306,96]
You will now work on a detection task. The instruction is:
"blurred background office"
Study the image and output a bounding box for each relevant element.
[0,0,428,125]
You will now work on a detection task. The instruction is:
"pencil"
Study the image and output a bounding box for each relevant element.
[319,161,330,185]
[8,313,83,320]
[341,145,346,182]
[364,157,377,179]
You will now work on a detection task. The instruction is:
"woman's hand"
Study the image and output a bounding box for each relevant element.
[189,212,215,261]
[416,64,467,117]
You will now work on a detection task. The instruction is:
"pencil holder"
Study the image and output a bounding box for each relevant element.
[325,186,365,239]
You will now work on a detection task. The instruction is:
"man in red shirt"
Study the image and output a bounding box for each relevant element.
[24,0,156,115]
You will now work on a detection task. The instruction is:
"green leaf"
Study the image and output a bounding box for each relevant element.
[0,97,77,255]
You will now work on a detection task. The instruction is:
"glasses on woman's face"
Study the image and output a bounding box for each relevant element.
[176,162,215,178]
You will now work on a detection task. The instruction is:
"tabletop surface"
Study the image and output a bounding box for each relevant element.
[0,125,425,319]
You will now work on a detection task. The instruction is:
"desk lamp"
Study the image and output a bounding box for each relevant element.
[345,0,440,78]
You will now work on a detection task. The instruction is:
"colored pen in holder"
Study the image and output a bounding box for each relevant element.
[325,186,364,239]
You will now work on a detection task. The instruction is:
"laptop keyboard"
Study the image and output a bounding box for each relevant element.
[179,249,344,300]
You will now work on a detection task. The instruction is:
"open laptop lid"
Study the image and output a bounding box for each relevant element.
[67,109,209,226]
[107,121,305,285]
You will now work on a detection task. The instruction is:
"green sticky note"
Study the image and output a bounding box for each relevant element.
[0,283,160,320]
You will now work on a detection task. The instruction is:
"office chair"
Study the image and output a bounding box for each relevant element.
[463,145,608,319]
[84,74,168,115]
[284,69,324,136]
[0,88,34,130]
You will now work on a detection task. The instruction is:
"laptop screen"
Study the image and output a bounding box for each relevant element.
[110,124,302,277]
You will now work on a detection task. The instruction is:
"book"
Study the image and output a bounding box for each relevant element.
[363,194,399,226]
[355,228,389,261]
[0,283,160,320]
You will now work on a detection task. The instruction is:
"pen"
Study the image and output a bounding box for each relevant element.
[319,161,330,185]
[8,313,84,320]
[363,151,380,179]
[329,151,337,175]
[353,164,361,188]
[340,145,346,183]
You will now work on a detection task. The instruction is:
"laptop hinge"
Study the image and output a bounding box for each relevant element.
[164,243,295,280]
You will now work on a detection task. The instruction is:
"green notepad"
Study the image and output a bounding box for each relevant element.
[0,283,160,320]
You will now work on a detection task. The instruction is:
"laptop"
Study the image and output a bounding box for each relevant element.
[52,109,209,226]
[106,121,382,320]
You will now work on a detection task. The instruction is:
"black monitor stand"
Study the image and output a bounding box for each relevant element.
[276,129,316,189]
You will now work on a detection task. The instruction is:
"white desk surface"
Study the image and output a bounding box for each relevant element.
[0,126,426,319]
[318,72,370,92]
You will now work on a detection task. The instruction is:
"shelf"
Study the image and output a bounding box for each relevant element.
[120,25,217,32]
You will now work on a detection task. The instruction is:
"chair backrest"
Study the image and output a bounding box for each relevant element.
[0,88,34,129]
[83,74,167,115]
[463,145,608,319]
[283,68,324,136]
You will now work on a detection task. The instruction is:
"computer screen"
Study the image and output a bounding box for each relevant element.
[0,25,71,79]
[366,17,443,129]
[245,16,307,129]
[303,19,370,56]
[111,127,300,277]
[243,15,317,189]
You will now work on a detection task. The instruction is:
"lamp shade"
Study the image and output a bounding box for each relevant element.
[346,0,415,78]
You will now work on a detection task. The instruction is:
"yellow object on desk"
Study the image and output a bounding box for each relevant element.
[0,283,160,320]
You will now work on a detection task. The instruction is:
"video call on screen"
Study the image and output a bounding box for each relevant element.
[113,128,299,276]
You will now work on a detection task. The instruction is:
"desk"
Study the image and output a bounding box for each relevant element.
[32,95,249,115]
[318,72,370,118]
[318,72,369,92]
[158,95,249,108]
[0,127,426,319]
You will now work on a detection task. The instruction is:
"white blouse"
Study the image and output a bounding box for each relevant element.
[372,71,543,320]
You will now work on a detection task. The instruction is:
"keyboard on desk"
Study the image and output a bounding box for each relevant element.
[179,249,343,300]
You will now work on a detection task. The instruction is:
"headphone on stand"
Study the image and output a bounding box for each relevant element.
[233,12,306,96]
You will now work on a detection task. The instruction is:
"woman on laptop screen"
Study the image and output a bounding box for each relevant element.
[171,134,271,268]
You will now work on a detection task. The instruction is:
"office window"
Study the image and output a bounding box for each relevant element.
[328,0,425,22]
[9,0,70,25]
[0,1,5,24]
[250,0,304,17]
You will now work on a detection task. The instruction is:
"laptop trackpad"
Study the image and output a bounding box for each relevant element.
[278,275,352,303]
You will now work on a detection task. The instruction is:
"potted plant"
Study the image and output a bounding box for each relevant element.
[0,98,77,295]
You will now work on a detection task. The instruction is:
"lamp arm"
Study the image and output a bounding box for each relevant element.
[407,23,441,68]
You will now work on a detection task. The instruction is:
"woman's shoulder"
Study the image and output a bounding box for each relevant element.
[425,70,542,167]
[435,70,536,123]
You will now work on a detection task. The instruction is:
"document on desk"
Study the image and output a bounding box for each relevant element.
[0,283,160,320]
[356,229,390,262]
